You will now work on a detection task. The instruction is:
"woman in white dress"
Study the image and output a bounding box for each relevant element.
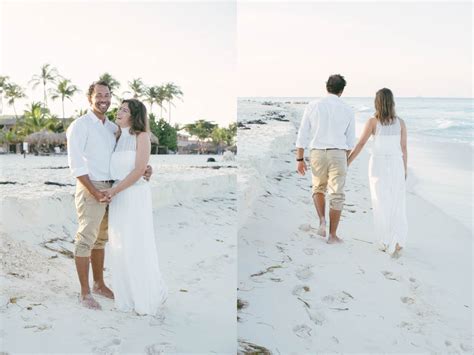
[103,99,167,314]
[347,88,408,257]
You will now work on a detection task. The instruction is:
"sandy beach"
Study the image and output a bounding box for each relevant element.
[0,155,237,353]
[237,100,473,353]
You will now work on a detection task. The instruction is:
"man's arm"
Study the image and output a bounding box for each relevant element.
[345,110,356,151]
[296,147,307,175]
[77,175,106,202]
[67,121,105,202]
[295,104,315,176]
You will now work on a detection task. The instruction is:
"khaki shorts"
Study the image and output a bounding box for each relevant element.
[309,149,348,210]
[74,181,112,257]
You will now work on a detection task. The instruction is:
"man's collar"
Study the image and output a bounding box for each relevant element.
[87,109,108,125]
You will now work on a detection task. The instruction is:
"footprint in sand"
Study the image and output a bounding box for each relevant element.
[398,321,420,333]
[401,296,415,305]
[322,291,354,305]
[381,271,400,281]
[409,277,421,290]
[145,342,176,354]
[298,224,312,232]
[303,248,315,256]
[92,338,122,354]
[293,324,312,338]
[295,266,314,281]
[305,308,325,326]
[292,285,310,296]
[149,312,166,326]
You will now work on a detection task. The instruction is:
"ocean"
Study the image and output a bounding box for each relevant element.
[241,97,473,146]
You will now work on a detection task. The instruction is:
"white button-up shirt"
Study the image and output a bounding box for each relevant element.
[295,94,356,150]
[66,109,118,180]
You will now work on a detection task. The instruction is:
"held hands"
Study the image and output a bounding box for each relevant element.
[92,190,108,203]
[296,160,307,176]
[143,165,153,181]
[100,188,118,203]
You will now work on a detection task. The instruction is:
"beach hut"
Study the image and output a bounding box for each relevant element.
[25,130,67,155]
[150,132,160,154]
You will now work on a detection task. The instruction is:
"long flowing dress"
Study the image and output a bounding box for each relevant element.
[108,128,168,315]
[368,118,408,254]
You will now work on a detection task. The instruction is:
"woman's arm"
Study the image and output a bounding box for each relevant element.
[107,132,151,196]
[400,118,408,179]
[347,117,376,166]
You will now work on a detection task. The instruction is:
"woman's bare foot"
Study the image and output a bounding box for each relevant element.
[327,235,343,244]
[93,282,115,299]
[317,223,326,238]
[391,244,403,258]
[79,293,102,310]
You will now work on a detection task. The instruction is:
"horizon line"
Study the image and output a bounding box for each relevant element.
[238,96,474,99]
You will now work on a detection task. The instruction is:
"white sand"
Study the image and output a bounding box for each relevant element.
[0,155,237,353]
[237,100,473,353]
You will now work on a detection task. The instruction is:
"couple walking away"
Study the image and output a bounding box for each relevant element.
[296,74,408,257]
[66,80,167,314]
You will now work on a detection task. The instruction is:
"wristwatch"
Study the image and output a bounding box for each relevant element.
[296,158,304,162]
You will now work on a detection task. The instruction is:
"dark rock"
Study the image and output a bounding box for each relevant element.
[44,181,74,187]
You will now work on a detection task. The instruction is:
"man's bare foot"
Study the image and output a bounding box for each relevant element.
[317,223,326,238]
[327,235,343,244]
[93,283,114,299]
[80,293,102,310]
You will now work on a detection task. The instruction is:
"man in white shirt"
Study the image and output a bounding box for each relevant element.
[295,74,355,244]
[67,81,151,309]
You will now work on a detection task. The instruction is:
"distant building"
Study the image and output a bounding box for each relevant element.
[177,132,218,154]
[0,115,18,131]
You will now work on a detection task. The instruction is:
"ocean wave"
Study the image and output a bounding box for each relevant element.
[355,105,371,112]
[435,118,471,130]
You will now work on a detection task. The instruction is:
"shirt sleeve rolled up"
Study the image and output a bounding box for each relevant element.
[295,103,314,148]
[66,120,89,177]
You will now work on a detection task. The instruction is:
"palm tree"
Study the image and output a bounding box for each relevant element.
[226,122,237,146]
[184,119,217,153]
[49,79,80,119]
[29,64,59,109]
[0,75,9,114]
[124,78,145,99]
[163,82,183,124]
[156,85,167,119]
[18,102,57,136]
[98,73,120,94]
[211,127,227,154]
[144,85,167,117]
[4,83,26,118]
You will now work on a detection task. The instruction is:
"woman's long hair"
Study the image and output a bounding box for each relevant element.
[122,98,149,134]
[374,88,396,125]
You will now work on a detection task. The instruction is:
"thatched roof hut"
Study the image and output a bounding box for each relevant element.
[150,132,159,145]
[25,130,66,146]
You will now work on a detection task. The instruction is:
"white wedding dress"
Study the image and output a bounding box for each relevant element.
[108,128,167,315]
[368,118,408,254]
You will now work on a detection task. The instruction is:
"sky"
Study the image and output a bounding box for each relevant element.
[0,0,236,125]
[0,0,471,124]
[238,1,472,98]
